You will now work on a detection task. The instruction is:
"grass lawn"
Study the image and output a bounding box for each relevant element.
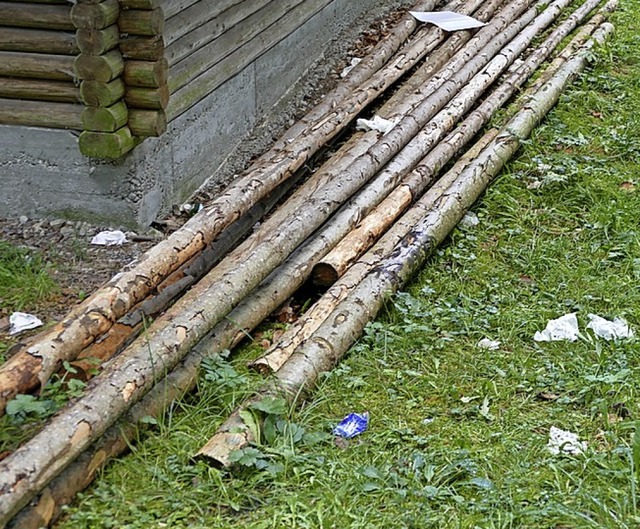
[52,2,640,527]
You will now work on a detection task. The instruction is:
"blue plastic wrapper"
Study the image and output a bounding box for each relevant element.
[333,412,369,438]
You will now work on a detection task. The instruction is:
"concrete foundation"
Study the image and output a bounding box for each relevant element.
[0,0,399,228]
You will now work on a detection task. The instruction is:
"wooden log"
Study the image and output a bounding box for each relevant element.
[78,127,136,158]
[0,28,77,54]
[128,109,166,136]
[4,0,72,4]
[0,77,80,103]
[164,0,270,54]
[197,18,619,464]
[125,85,169,109]
[81,101,127,131]
[76,25,119,55]
[80,78,125,106]
[0,51,75,80]
[123,59,168,88]
[119,36,164,60]
[74,49,124,82]
[118,8,164,37]
[0,0,455,414]
[70,0,118,29]
[0,97,82,128]
[168,0,325,93]
[0,2,73,30]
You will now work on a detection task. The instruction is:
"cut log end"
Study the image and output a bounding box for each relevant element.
[311,263,339,287]
[194,431,249,468]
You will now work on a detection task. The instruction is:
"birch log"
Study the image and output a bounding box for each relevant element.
[0,0,463,413]
[197,23,616,465]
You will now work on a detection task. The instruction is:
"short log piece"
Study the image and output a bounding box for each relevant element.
[123,59,168,88]
[128,108,166,136]
[0,2,73,30]
[119,36,164,60]
[74,49,124,82]
[125,84,168,109]
[77,25,119,55]
[79,126,137,158]
[80,78,125,106]
[119,0,161,9]
[0,97,82,128]
[0,51,75,80]
[81,101,127,131]
[70,0,118,30]
[119,8,164,37]
[0,28,78,54]
[0,77,80,103]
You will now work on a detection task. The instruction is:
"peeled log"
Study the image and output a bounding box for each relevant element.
[197,23,615,466]
[312,0,597,286]
[0,0,483,416]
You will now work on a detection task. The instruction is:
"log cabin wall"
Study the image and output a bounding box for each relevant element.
[0,0,389,225]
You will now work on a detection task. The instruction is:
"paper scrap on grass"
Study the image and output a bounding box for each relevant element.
[547,426,587,455]
[9,312,43,335]
[477,338,500,350]
[356,116,397,135]
[460,211,480,228]
[333,412,369,439]
[586,314,634,341]
[409,11,486,31]
[534,313,579,342]
[341,57,362,78]
[91,230,127,246]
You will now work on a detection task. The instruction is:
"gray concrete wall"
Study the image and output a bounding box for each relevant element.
[0,0,390,227]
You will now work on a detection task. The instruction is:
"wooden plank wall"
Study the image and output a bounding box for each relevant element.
[0,0,338,157]
[0,0,83,130]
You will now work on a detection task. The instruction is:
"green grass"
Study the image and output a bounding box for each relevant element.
[57,3,640,528]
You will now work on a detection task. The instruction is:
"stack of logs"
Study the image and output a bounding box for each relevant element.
[0,0,617,526]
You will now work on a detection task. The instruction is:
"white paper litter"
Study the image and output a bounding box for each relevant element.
[356,116,397,135]
[534,313,580,342]
[90,230,127,246]
[340,57,362,78]
[460,211,480,228]
[409,11,486,31]
[547,426,587,455]
[586,314,634,341]
[9,312,43,335]
[477,338,500,350]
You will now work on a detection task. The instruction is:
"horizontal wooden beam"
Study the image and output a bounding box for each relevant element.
[0,97,82,129]
[71,0,119,30]
[169,0,303,91]
[119,36,164,60]
[0,51,75,80]
[123,58,168,88]
[0,2,73,30]
[77,25,120,55]
[119,8,164,37]
[0,77,80,103]
[125,84,169,109]
[128,108,166,136]
[0,27,77,54]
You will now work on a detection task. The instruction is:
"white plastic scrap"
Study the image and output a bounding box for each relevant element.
[547,426,587,455]
[534,313,580,342]
[90,230,128,246]
[409,11,486,31]
[9,312,43,335]
[340,57,362,78]
[460,211,480,228]
[477,338,500,350]
[586,314,634,341]
[356,115,397,135]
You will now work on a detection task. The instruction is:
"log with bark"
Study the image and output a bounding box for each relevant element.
[196,22,616,466]
[0,0,452,413]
